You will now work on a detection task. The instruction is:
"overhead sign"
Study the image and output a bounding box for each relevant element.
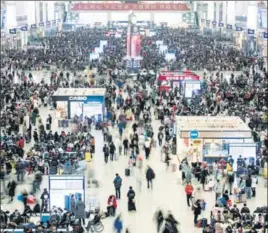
[31,24,37,29]
[46,21,51,26]
[158,71,200,81]
[0,9,7,29]
[9,28,17,34]
[57,19,61,22]
[190,130,199,139]
[71,3,190,11]
[227,24,232,29]
[39,22,44,27]
[212,21,217,25]
[206,20,210,24]
[236,26,243,31]
[69,96,87,101]
[248,29,255,35]
[264,32,268,39]
[218,23,224,27]
[21,26,28,31]
[201,19,205,23]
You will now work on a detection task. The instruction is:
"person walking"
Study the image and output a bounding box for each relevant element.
[70,195,76,215]
[214,180,222,201]
[40,188,50,213]
[103,144,110,164]
[146,166,155,189]
[113,214,123,233]
[245,175,252,199]
[123,138,129,156]
[75,197,86,225]
[184,182,194,207]
[127,186,136,211]
[113,174,122,199]
[110,142,116,161]
[7,180,17,203]
[193,200,202,226]
[251,175,258,197]
[158,131,164,146]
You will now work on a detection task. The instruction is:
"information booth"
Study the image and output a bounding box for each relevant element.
[157,70,201,98]
[52,88,106,121]
[176,116,255,168]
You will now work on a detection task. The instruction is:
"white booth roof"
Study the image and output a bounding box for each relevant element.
[176,116,251,132]
[53,88,106,96]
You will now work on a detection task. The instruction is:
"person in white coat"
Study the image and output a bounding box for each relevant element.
[251,175,258,197]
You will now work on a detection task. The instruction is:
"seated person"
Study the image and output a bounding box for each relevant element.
[254,213,264,229]
[86,208,103,231]
[215,210,224,223]
[10,209,22,226]
[23,205,34,217]
[241,204,250,214]
[222,190,229,202]
[59,211,75,227]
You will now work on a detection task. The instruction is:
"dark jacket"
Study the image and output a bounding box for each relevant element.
[146,167,155,181]
[127,189,135,201]
[75,200,85,218]
[7,181,16,197]
[113,176,122,188]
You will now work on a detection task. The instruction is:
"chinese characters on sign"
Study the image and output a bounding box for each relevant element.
[71,3,190,11]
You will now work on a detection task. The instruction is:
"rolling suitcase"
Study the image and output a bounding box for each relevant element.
[50,166,57,175]
[125,168,130,176]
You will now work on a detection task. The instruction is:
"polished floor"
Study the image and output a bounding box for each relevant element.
[1,71,267,233]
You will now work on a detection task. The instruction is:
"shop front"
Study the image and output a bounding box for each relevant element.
[52,88,106,122]
[176,116,255,168]
[157,70,201,98]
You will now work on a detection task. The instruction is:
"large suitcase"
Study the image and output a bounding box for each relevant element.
[241,193,247,203]
[125,168,130,176]
[50,166,57,175]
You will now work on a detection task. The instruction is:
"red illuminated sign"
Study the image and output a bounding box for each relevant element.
[71,3,190,11]
[158,71,200,81]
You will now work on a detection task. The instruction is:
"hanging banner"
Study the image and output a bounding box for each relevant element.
[131,34,141,58]
[236,26,243,31]
[227,24,232,30]
[248,29,255,35]
[39,22,44,27]
[218,23,224,27]
[9,28,16,34]
[31,24,37,29]
[264,32,268,39]
[21,26,28,31]
[0,9,7,29]
[71,3,190,11]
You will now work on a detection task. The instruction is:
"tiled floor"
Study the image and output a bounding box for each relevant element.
[1,71,267,233]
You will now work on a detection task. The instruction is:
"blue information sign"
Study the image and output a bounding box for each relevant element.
[190,130,199,139]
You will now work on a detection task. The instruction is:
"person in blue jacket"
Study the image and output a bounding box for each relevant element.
[113,214,123,233]
[113,174,122,200]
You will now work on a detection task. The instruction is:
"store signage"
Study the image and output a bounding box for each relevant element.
[69,96,87,101]
[227,24,232,29]
[190,130,199,139]
[236,26,243,31]
[218,23,224,27]
[39,22,44,27]
[20,26,28,31]
[31,24,37,29]
[248,29,254,35]
[9,28,16,34]
[46,21,51,26]
[71,3,190,11]
[264,32,268,39]
[212,21,217,25]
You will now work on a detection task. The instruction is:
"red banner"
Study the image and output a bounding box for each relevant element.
[158,71,200,81]
[131,34,141,58]
[71,3,190,11]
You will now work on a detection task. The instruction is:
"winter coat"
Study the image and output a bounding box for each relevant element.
[75,200,85,218]
[146,168,155,181]
[71,198,76,214]
[8,181,16,197]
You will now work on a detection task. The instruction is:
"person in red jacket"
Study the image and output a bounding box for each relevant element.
[107,195,117,217]
[185,182,194,207]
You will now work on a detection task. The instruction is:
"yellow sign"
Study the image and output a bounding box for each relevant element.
[193,140,201,146]
[85,152,92,162]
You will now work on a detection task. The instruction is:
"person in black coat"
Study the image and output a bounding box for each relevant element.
[7,180,17,202]
[109,142,116,161]
[146,166,155,189]
[33,129,38,142]
[200,168,209,190]
[127,186,136,211]
[193,200,202,225]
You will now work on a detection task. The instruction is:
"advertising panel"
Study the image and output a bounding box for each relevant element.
[130,34,141,58]
[126,27,131,57]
